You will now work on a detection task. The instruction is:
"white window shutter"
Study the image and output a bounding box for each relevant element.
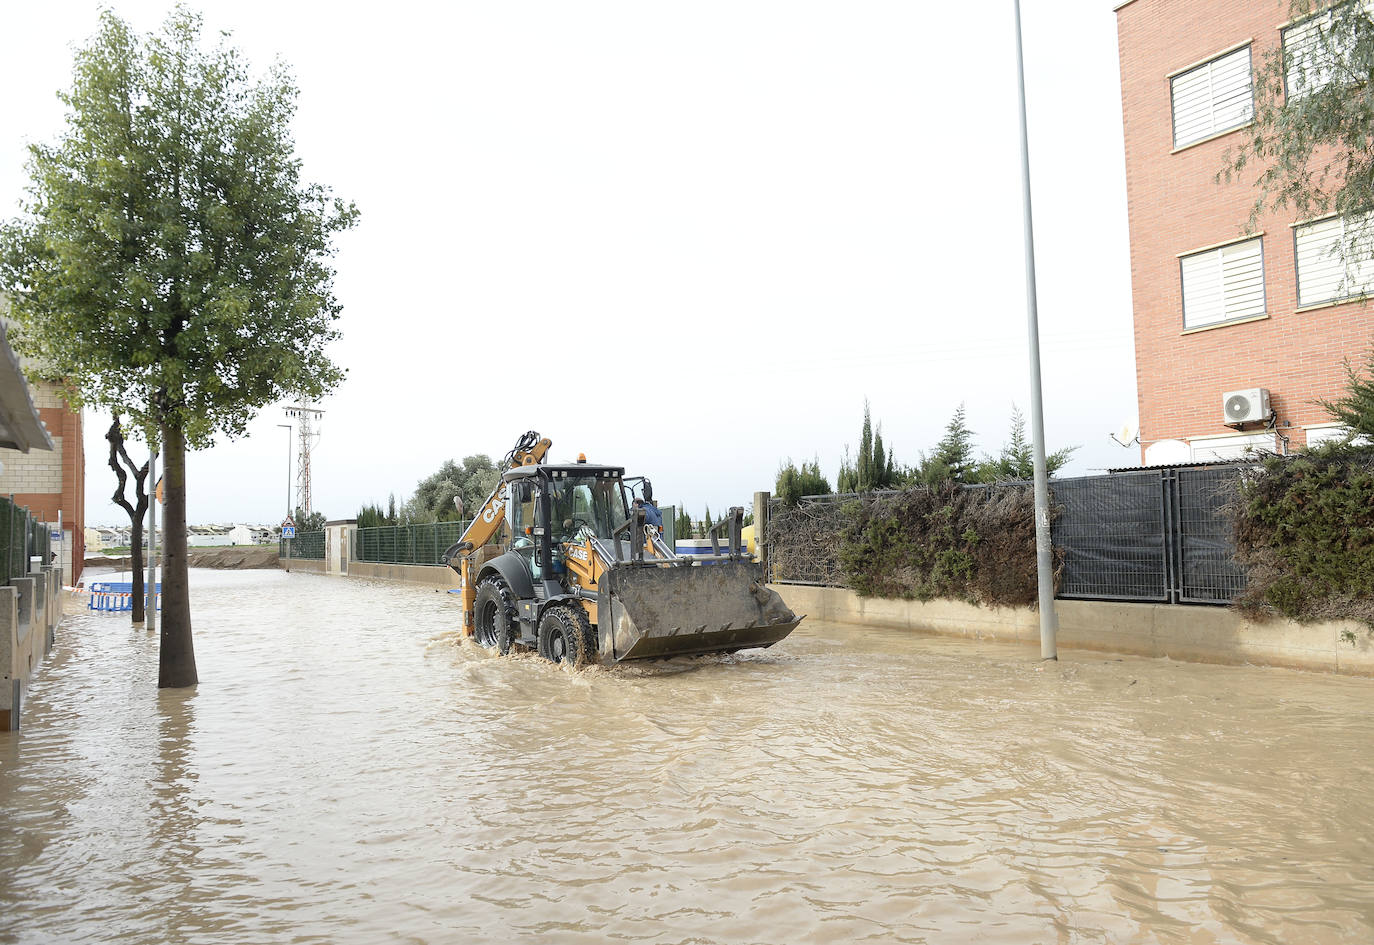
[1296,212,1374,306]
[1295,216,1345,306]
[1171,46,1254,148]
[1181,237,1264,329]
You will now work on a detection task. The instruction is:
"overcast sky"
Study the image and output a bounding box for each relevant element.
[2,1,1139,527]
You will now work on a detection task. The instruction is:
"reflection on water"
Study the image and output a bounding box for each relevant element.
[2,569,1372,944]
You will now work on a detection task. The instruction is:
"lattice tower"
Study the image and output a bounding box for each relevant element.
[283,405,324,515]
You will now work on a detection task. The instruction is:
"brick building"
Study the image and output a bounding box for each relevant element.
[0,382,84,581]
[1115,0,1374,464]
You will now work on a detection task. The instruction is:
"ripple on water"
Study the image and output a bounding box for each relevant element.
[1,569,1372,944]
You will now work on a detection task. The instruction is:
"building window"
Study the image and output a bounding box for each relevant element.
[1189,431,1277,462]
[1304,423,1369,447]
[1283,6,1360,99]
[1294,212,1374,307]
[1171,45,1253,148]
[1180,237,1266,330]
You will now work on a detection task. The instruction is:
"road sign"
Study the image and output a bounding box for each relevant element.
[50,530,62,542]
[282,526,296,539]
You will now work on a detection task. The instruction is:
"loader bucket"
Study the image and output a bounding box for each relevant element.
[598,560,803,663]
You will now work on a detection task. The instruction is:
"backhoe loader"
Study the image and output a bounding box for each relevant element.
[443,432,803,666]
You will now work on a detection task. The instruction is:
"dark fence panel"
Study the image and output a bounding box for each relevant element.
[764,464,1250,605]
[354,521,471,566]
[1176,467,1247,603]
[284,530,325,560]
[1052,472,1169,602]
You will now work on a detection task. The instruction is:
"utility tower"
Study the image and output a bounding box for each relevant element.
[283,405,324,515]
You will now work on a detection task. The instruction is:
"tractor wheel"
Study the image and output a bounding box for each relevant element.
[473,577,515,650]
[538,605,594,667]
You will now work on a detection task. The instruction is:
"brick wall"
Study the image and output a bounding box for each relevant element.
[0,380,84,583]
[1116,0,1374,457]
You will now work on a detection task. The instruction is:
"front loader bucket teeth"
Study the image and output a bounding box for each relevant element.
[599,560,803,663]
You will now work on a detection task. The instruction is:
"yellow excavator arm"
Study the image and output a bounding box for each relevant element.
[449,432,551,635]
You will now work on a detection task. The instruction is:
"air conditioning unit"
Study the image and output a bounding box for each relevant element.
[1222,387,1271,425]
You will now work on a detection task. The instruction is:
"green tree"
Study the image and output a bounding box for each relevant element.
[1319,343,1374,439]
[837,400,899,493]
[293,507,326,532]
[775,457,832,505]
[918,404,978,485]
[357,493,400,529]
[0,9,357,688]
[974,406,1077,482]
[675,503,694,542]
[1224,1,1374,264]
[406,455,499,523]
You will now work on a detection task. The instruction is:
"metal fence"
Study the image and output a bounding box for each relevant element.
[281,529,326,560]
[354,521,472,566]
[764,465,1250,605]
[1052,471,1168,601]
[1174,466,1248,602]
[0,495,51,585]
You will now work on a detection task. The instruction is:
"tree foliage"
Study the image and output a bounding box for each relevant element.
[1319,341,1374,438]
[1224,1,1374,249]
[406,455,499,523]
[837,400,900,492]
[975,406,1077,482]
[293,507,326,533]
[916,404,978,485]
[0,8,356,445]
[0,8,356,687]
[776,457,832,506]
[674,503,694,541]
[356,494,400,529]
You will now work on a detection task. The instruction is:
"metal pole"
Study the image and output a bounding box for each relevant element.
[147,447,158,631]
[1013,0,1058,660]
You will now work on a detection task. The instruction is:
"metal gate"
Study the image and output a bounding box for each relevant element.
[1053,465,1246,604]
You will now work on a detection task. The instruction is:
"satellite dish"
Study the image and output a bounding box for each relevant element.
[1110,420,1139,447]
[1144,439,1192,466]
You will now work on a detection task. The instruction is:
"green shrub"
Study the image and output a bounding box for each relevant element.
[838,483,1056,607]
[1233,444,1374,639]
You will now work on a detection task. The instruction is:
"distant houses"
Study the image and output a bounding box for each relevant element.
[85,522,274,552]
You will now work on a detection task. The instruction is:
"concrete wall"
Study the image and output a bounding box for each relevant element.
[347,561,458,589]
[774,584,1374,677]
[280,522,457,590]
[2,568,62,729]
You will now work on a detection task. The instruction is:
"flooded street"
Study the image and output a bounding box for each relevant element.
[2,569,1373,944]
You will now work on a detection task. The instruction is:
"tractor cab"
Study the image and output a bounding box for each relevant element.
[504,464,630,584]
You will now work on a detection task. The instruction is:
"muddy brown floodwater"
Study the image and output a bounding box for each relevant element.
[2,569,1372,944]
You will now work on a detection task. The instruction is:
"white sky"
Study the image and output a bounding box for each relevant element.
[1,1,1138,527]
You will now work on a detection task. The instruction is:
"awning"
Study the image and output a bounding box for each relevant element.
[0,320,54,453]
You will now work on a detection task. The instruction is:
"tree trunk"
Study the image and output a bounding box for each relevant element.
[157,422,197,688]
[129,521,145,625]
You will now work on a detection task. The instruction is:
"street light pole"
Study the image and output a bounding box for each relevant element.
[1013,0,1058,660]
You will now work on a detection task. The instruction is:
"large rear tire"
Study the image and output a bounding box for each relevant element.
[473,577,515,650]
[538,605,594,667]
